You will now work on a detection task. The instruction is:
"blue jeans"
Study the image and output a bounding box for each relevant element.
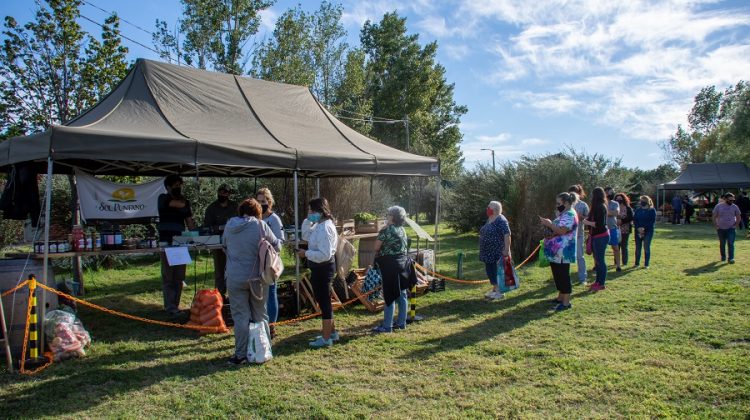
[593,236,608,286]
[267,283,278,323]
[382,289,408,329]
[619,233,630,265]
[717,228,736,261]
[576,231,586,283]
[634,230,653,266]
[484,261,498,286]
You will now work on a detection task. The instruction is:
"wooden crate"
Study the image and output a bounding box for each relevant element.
[349,268,384,312]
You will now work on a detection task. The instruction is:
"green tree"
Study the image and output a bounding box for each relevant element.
[250,6,315,85]
[331,48,372,135]
[155,0,273,74]
[360,12,466,178]
[662,81,749,167]
[310,1,347,105]
[1,0,129,138]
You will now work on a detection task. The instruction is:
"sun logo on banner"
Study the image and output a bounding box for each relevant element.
[110,187,136,202]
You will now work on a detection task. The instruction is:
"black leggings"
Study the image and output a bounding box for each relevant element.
[550,262,571,294]
[310,260,336,320]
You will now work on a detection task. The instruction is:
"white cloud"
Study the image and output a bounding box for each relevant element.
[476,132,511,143]
[443,44,471,60]
[520,137,549,146]
[258,8,278,32]
[460,0,750,142]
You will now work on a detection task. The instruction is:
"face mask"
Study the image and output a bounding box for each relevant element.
[607,193,615,200]
[727,201,735,205]
[640,201,648,207]
[486,208,494,217]
[217,194,229,203]
[261,204,269,214]
[557,204,566,213]
[308,212,321,223]
[171,187,182,197]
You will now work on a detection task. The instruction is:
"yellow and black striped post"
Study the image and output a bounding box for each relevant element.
[28,275,39,360]
[407,285,424,323]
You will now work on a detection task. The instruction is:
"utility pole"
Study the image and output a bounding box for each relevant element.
[404,115,410,151]
[481,148,496,171]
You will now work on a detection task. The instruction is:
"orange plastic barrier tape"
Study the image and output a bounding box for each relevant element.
[35,283,227,333]
[414,244,541,284]
[1,279,30,298]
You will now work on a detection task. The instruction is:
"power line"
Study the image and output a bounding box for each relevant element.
[80,14,164,57]
[82,0,154,37]
[337,107,404,122]
[334,115,405,124]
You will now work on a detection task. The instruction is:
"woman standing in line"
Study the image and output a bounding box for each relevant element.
[372,206,410,333]
[539,192,578,311]
[614,193,633,267]
[478,201,512,300]
[223,198,281,365]
[568,185,589,286]
[256,188,285,339]
[298,198,339,348]
[583,187,609,292]
[633,195,657,268]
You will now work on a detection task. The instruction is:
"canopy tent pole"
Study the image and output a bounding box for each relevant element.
[434,176,441,267]
[293,171,300,315]
[316,178,320,198]
[41,155,53,357]
[656,187,660,223]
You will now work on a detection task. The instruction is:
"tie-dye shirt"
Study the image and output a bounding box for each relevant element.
[543,208,578,264]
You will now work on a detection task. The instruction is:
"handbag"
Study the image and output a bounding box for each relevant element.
[498,255,520,292]
[362,265,383,302]
[246,321,273,364]
[537,239,550,267]
[258,220,283,286]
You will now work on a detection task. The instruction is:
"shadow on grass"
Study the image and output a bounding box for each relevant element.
[683,261,723,276]
[399,280,597,361]
[1,339,231,417]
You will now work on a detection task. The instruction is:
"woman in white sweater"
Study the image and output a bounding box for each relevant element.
[297,197,338,348]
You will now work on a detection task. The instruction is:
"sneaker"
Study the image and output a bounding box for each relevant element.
[589,283,603,292]
[578,281,588,287]
[644,266,649,269]
[371,325,392,334]
[484,289,496,298]
[392,323,406,330]
[310,331,340,342]
[729,259,735,264]
[309,337,333,348]
[616,267,622,272]
[227,355,247,365]
[490,291,505,300]
[553,303,572,311]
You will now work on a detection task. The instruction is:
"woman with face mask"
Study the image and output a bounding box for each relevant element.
[614,193,633,267]
[539,192,578,311]
[633,195,657,268]
[297,197,338,347]
[256,188,285,338]
[478,201,512,300]
[371,206,410,333]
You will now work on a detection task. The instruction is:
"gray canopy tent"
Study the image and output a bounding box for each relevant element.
[0,58,441,314]
[656,163,750,214]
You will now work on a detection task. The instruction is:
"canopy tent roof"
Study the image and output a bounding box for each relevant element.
[659,163,750,190]
[0,59,439,178]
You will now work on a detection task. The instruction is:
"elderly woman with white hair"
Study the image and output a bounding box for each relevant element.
[372,205,410,333]
[479,200,512,300]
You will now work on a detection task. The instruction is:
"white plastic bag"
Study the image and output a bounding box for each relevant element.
[247,321,273,364]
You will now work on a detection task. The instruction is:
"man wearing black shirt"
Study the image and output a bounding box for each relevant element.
[203,184,237,299]
[737,191,750,230]
[158,174,195,318]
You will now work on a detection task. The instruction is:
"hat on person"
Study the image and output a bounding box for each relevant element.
[218,184,233,193]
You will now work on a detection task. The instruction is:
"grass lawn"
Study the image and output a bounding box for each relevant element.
[1,222,749,418]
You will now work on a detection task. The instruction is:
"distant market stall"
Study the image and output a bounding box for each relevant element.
[657,162,750,220]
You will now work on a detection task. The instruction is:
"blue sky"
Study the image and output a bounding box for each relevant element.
[4,0,750,170]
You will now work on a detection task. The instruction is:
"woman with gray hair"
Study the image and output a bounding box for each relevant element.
[479,200,512,300]
[372,205,410,333]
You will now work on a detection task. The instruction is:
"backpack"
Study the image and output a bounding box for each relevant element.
[258,220,283,286]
